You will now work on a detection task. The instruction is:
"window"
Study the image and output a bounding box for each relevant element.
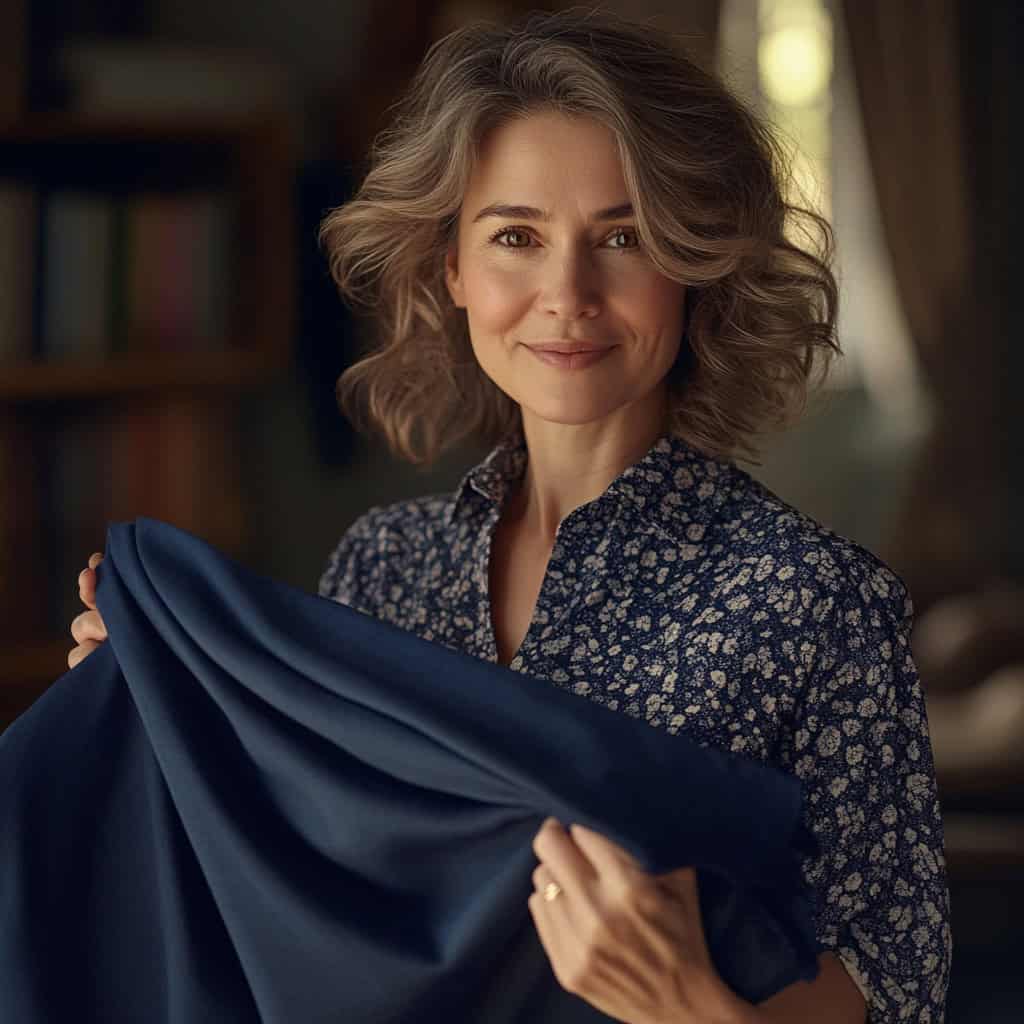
[716,0,930,551]
[718,0,927,431]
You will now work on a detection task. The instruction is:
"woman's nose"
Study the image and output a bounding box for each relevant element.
[539,250,603,319]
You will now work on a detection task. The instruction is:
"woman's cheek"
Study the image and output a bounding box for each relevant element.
[473,268,535,323]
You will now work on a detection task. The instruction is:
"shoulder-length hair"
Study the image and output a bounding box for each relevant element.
[318,4,840,467]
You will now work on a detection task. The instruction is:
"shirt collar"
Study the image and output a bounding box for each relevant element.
[442,428,735,532]
[444,430,529,528]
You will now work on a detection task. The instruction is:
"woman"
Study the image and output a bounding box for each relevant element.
[70,7,951,1023]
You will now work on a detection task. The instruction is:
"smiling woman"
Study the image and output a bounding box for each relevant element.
[312,6,950,1023]
[319,9,839,472]
[442,109,691,513]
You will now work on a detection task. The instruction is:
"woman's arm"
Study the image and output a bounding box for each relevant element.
[743,952,866,1023]
[772,565,952,1023]
[527,818,865,1024]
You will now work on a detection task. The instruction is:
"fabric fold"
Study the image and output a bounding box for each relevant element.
[1,516,822,1023]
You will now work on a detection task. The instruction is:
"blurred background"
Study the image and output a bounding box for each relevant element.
[0,0,1020,1019]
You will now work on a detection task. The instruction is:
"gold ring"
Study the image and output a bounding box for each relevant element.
[543,881,563,902]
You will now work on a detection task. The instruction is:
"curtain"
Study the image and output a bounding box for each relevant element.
[838,0,1009,608]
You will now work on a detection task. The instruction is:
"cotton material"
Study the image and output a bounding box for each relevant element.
[1,515,821,1023]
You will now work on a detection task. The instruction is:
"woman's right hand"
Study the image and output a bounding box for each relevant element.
[68,552,108,669]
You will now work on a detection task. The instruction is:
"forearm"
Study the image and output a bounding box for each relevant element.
[645,952,867,1024]
[635,976,761,1024]
[706,989,762,1024]
[701,952,868,1024]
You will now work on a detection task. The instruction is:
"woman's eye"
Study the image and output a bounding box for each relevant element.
[491,227,531,248]
[488,227,639,250]
[607,228,638,249]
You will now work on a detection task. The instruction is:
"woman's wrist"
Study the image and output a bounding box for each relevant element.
[703,988,763,1024]
[639,977,762,1024]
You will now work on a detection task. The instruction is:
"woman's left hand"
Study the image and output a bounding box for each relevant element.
[529,817,753,1024]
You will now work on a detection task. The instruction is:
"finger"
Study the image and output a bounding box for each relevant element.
[527,884,578,994]
[88,552,104,569]
[531,861,574,912]
[527,890,559,966]
[533,818,599,901]
[68,639,99,669]
[83,610,107,641]
[91,609,108,640]
[528,890,572,988]
[532,860,561,898]
[71,610,107,644]
[78,568,97,609]
[567,823,643,887]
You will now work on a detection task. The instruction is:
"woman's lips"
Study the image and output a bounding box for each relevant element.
[529,346,616,370]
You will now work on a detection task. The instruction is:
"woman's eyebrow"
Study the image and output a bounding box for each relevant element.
[471,201,634,224]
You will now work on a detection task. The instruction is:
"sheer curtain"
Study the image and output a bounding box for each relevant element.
[839,0,1008,606]
[717,0,927,557]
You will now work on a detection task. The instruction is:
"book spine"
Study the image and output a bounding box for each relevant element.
[0,182,37,364]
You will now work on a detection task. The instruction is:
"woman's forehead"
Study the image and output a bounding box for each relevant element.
[466,114,628,209]
[476,111,617,161]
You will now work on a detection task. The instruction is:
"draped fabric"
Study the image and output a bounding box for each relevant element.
[1,517,821,1023]
[838,0,1011,603]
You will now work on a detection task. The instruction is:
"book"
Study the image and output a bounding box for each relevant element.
[0,182,37,364]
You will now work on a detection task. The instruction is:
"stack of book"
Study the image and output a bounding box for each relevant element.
[0,397,243,640]
[0,184,237,364]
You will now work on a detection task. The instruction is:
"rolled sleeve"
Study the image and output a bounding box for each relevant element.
[787,565,952,1022]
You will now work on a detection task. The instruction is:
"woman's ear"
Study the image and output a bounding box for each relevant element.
[444,242,465,308]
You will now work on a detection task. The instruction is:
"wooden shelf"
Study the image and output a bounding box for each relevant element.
[0,114,296,369]
[0,349,286,400]
[0,111,295,727]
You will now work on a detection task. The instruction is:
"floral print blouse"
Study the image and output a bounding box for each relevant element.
[318,429,952,1022]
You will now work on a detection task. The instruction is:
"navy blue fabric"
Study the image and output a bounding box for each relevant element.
[1,517,821,1023]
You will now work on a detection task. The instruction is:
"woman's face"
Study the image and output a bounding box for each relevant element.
[445,110,687,431]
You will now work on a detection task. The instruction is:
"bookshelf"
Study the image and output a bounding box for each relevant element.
[0,112,295,729]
